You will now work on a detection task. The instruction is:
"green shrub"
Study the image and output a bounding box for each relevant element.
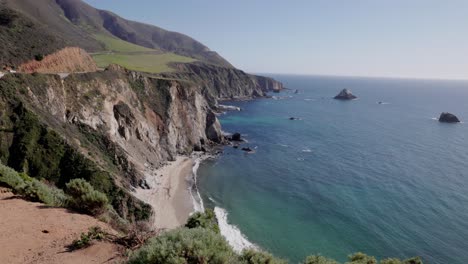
[239,249,287,264]
[17,179,66,206]
[127,227,236,264]
[346,253,377,264]
[68,226,107,251]
[185,208,220,233]
[380,257,422,264]
[304,255,339,264]
[34,54,44,61]
[66,178,108,215]
[0,163,25,188]
[0,163,66,206]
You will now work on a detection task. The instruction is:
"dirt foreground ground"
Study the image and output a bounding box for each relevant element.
[0,188,124,264]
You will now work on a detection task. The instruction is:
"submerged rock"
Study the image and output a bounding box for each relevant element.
[439,112,460,123]
[289,117,299,120]
[334,89,357,100]
[241,147,253,152]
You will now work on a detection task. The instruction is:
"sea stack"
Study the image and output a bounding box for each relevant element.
[439,112,461,123]
[334,89,357,100]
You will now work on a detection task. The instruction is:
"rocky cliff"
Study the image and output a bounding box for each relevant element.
[0,65,227,222]
[159,62,283,102]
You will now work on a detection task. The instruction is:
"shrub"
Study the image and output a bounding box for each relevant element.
[185,208,220,233]
[239,249,287,264]
[0,163,25,189]
[17,178,66,206]
[304,255,339,264]
[346,253,377,264]
[127,227,236,264]
[34,54,44,61]
[380,257,422,264]
[66,178,108,215]
[68,226,107,251]
[0,163,66,206]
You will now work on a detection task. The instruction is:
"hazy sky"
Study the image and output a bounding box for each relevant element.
[84,0,468,80]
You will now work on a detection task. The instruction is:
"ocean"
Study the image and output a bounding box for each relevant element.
[196,75,468,264]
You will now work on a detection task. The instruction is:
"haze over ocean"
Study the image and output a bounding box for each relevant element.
[198,75,468,264]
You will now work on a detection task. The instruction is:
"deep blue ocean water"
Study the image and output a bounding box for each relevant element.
[197,75,468,264]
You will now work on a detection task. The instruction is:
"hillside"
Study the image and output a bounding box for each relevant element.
[2,0,232,68]
[0,6,67,67]
[19,47,98,73]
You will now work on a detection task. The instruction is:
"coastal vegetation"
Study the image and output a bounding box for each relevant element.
[127,210,422,264]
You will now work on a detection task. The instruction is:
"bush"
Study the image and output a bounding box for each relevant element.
[66,178,108,215]
[380,257,422,264]
[0,163,25,189]
[17,178,66,206]
[304,255,339,264]
[34,54,44,61]
[68,226,107,251]
[240,249,287,264]
[346,253,377,264]
[0,163,66,206]
[185,208,220,233]
[128,227,236,264]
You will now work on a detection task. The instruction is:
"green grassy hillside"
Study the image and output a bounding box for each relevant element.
[93,52,195,73]
[93,34,154,53]
[92,34,195,73]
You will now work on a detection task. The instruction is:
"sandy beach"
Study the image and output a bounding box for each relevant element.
[135,156,196,230]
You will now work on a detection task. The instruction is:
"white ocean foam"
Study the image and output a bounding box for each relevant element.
[214,207,257,253]
[189,158,205,212]
[302,148,312,153]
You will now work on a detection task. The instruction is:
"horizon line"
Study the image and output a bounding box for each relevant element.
[251,72,468,82]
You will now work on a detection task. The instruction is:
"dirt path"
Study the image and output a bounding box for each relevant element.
[0,189,123,264]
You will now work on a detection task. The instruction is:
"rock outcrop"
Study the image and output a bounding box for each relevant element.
[334,89,357,100]
[159,62,284,100]
[439,112,460,123]
[18,47,98,74]
[231,133,242,141]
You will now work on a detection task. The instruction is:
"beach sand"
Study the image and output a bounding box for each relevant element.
[135,156,196,230]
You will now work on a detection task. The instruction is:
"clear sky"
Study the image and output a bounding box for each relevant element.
[84,0,468,80]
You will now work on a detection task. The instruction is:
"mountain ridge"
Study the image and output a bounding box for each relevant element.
[2,0,232,68]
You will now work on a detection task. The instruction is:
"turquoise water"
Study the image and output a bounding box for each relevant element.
[197,75,468,264]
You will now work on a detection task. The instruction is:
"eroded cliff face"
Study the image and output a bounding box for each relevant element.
[0,65,223,222]
[0,63,283,223]
[18,47,98,73]
[159,62,284,101]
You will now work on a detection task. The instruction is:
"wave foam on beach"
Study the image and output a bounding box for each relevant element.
[214,207,257,253]
[189,157,206,213]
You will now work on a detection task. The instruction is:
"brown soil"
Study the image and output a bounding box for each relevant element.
[0,188,124,264]
[18,47,98,73]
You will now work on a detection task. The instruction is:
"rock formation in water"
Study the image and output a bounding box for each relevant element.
[334,89,357,100]
[231,133,242,141]
[439,112,460,123]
